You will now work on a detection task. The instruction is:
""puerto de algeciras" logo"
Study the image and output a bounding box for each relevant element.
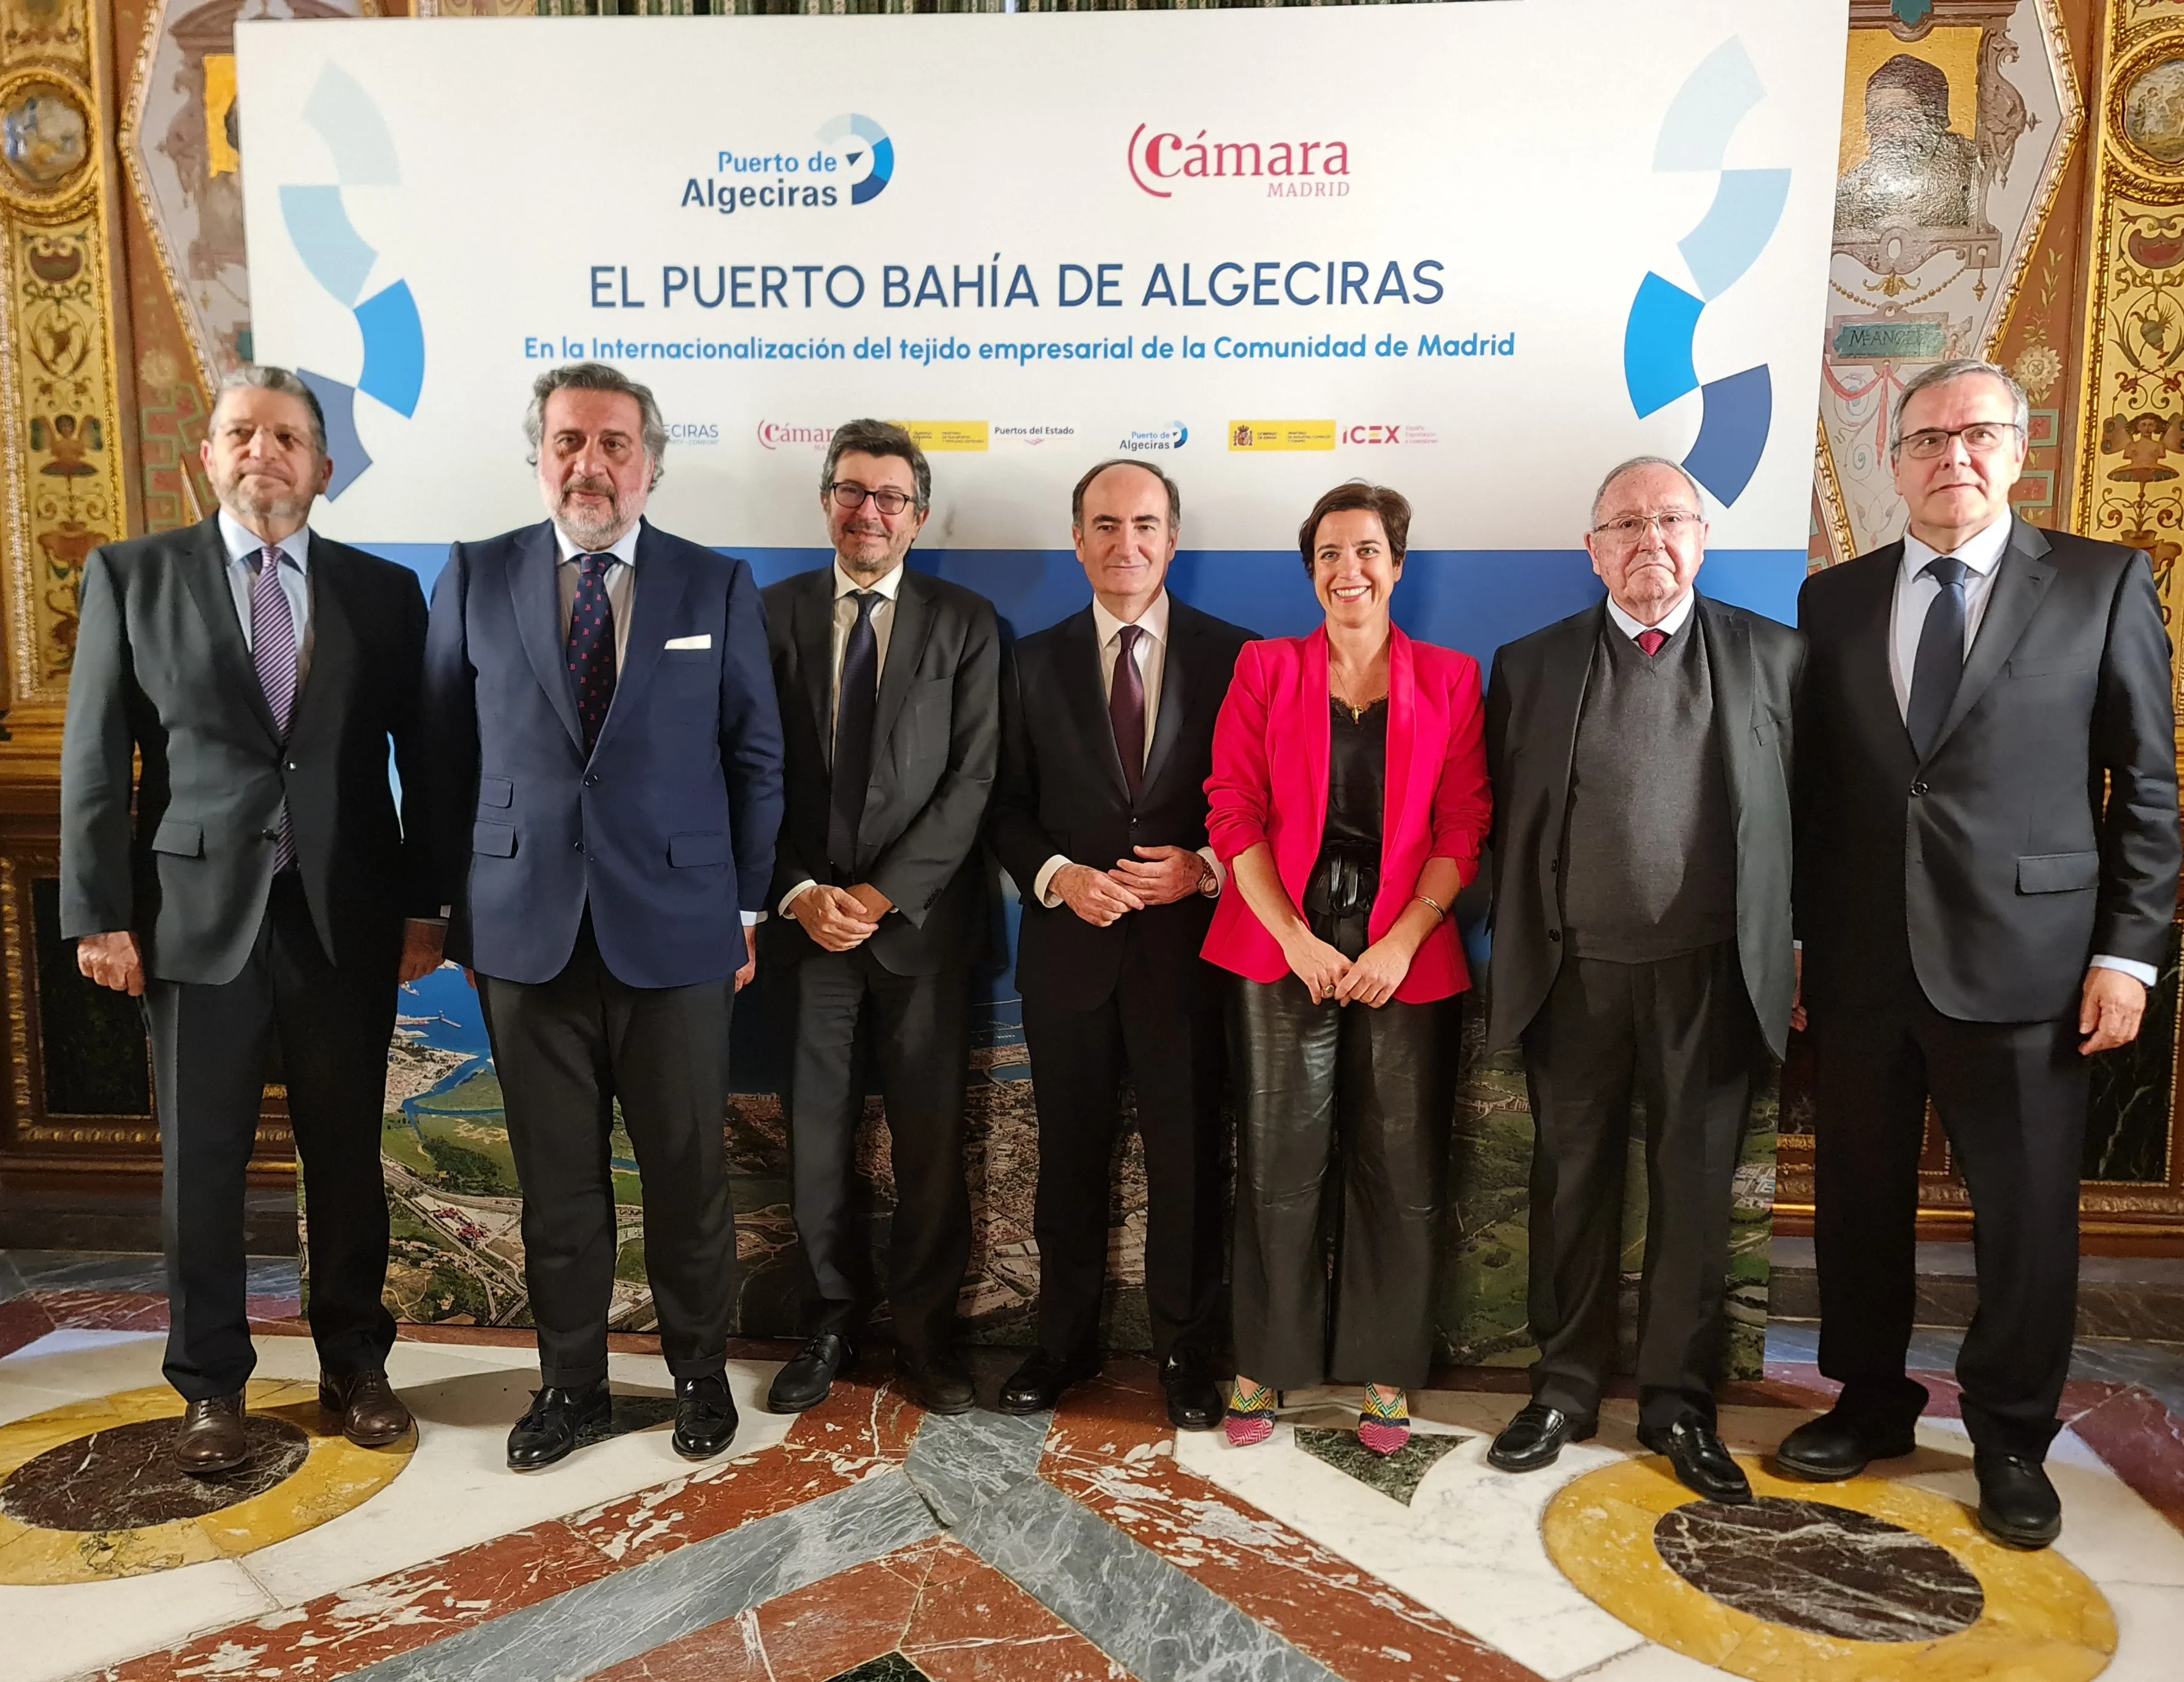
[682,113,893,217]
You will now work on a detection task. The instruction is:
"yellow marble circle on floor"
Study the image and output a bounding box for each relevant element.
[1543,1456,2116,1681]
[0,1378,413,1584]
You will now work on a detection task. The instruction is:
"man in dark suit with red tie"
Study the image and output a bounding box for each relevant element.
[424,363,784,1471]
[1787,359,2180,1548]
[990,460,1251,1428]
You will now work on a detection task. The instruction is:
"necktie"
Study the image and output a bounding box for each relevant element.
[1906,555,1969,759]
[1636,628,1668,658]
[1110,623,1146,801]
[565,552,617,759]
[251,547,299,870]
[828,590,881,874]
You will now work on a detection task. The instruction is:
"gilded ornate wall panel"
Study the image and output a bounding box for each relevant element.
[1816,0,2081,563]
[0,0,132,752]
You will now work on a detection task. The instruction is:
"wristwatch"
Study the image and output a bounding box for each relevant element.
[1196,855,1220,897]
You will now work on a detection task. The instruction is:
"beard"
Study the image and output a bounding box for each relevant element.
[556,476,634,550]
[217,466,315,533]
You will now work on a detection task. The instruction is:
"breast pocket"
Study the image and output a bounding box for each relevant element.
[662,648,714,698]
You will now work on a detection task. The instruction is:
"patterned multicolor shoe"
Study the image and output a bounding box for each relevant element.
[1224,1379,1277,1447]
[1359,1385,1411,1456]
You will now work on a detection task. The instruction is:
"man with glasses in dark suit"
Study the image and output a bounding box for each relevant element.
[762,419,1000,1416]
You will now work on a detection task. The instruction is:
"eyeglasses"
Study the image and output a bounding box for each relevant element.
[827,482,916,516]
[1894,421,2023,460]
[1591,510,1703,544]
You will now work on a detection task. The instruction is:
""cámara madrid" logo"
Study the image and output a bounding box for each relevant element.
[1128,124,1351,201]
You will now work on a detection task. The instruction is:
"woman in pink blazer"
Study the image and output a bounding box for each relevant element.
[1204,482,1491,1454]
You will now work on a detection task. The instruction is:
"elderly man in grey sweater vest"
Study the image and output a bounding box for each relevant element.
[1481,457,1806,1502]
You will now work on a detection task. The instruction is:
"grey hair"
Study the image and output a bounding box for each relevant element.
[1890,358,2030,441]
[524,362,668,487]
[1590,455,1706,528]
[214,365,327,459]
[822,419,931,513]
[1072,457,1182,531]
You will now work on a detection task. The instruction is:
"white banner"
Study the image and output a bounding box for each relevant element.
[236,4,1847,557]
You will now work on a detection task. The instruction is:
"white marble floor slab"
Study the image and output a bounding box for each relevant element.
[0,1327,796,1681]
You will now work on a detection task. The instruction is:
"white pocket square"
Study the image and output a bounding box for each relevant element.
[663,634,711,650]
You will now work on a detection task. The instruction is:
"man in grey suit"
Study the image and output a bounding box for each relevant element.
[1483,457,1804,1502]
[762,420,1000,1417]
[62,367,443,1472]
[1785,359,2180,1548]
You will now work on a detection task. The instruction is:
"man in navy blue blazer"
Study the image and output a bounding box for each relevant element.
[423,363,784,1471]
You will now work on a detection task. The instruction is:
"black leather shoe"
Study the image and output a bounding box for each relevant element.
[999,1347,1099,1415]
[1775,1407,1918,1482]
[768,1334,853,1414]
[898,1349,976,1415]
[1487,1402,1596,1473]
[506,1382,611,1471]
[175,1393,250,1475]
[1641,1416,1752,1504]
[672,1372,739,1461]
[1160,1353,1224,1433]
[1975,1451,2061,1549]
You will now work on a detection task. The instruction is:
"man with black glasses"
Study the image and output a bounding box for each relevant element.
[762,419,1000,1415]
[1787,359,2178,1548]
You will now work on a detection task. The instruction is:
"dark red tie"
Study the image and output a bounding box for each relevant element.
[1636,628,1667,657]
[1110,623,1145,801]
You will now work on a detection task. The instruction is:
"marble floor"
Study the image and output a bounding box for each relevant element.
[2,1251,2182,1681]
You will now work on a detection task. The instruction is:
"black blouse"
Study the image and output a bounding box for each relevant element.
[1323,696,1388,850]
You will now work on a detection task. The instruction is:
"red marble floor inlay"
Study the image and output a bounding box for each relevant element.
[1040,1367,1545,1682]
[906,1540,1131,1682]
[0,1294,56,1361]
[2067,1383,2184,1536]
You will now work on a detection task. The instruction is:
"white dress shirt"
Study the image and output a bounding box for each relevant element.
[552,519,640,672]
[1603,586,1696,645]
[1032,590,1223,908]
[779,560,908,916]
[1892,513,2150,987]
[218,509,313,683]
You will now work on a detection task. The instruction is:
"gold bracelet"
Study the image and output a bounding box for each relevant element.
[1413,892,1447,919]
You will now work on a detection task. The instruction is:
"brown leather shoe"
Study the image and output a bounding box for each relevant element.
[319,1370,413,1447]
[175,1393,249,1475]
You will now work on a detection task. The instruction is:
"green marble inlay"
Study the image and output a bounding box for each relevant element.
[1292,1425,1467,1505]
[824,1656,931,1682]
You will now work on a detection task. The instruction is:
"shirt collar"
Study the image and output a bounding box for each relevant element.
[552,518,643,567]
[833,559,906,601]
[1091,589,1169,649]
[1605,587,1696,644]
[218,509,310,573]
[1903,510,2012,581]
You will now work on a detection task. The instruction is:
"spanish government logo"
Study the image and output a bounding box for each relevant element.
[1621,38,1788,506]
[277,63,423,499]
[815,113,894,205]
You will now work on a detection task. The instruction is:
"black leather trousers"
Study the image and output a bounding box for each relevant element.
[1228,859,1459,1390]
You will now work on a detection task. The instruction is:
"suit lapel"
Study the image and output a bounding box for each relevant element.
[1383,628,1419,871]
[286,535,356,752]
[792,571,836,761]
[1928,518,2055,759]
[180,517,281,748]
[1538,603,1603,847]
[1695,594,1752,830]
[1139,606,1189,801]
[1842,546,1911,756]
[591,522,682,763]
[871,566,936,756]
[510,520,583,752]
[1061,607,1130,802]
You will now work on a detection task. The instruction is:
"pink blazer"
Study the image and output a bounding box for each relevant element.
[1202,626,1491,1003]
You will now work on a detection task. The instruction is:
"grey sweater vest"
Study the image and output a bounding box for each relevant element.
[1560,614,1736,963]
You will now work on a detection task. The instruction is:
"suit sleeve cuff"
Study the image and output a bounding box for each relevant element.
[1197,845,1225,897]
[778,879,819,918]
[2090,954,2158,988]
[741,910,762,927]
[1033,855,1071,910]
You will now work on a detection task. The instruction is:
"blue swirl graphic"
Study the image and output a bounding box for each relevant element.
[278,64,422,499]
[815,113,894,206]
[1621,38,1787,507]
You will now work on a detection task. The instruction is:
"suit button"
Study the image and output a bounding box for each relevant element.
[1548,929,1562,943]
[1549,858,1560,875]
[259,829,278,842]
[1910,780,1929,797]
[286,761,298,772]
[573,840,584,853]
[582,774,598,788]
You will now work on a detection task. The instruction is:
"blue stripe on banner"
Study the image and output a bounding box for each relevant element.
[354,544,1809,660]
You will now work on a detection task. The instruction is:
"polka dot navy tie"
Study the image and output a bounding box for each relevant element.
[567,553,617,758]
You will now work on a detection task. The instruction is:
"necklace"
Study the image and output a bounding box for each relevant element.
[1335,693,1387,724]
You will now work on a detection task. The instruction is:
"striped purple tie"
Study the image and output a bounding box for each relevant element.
[251,547,298,870]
